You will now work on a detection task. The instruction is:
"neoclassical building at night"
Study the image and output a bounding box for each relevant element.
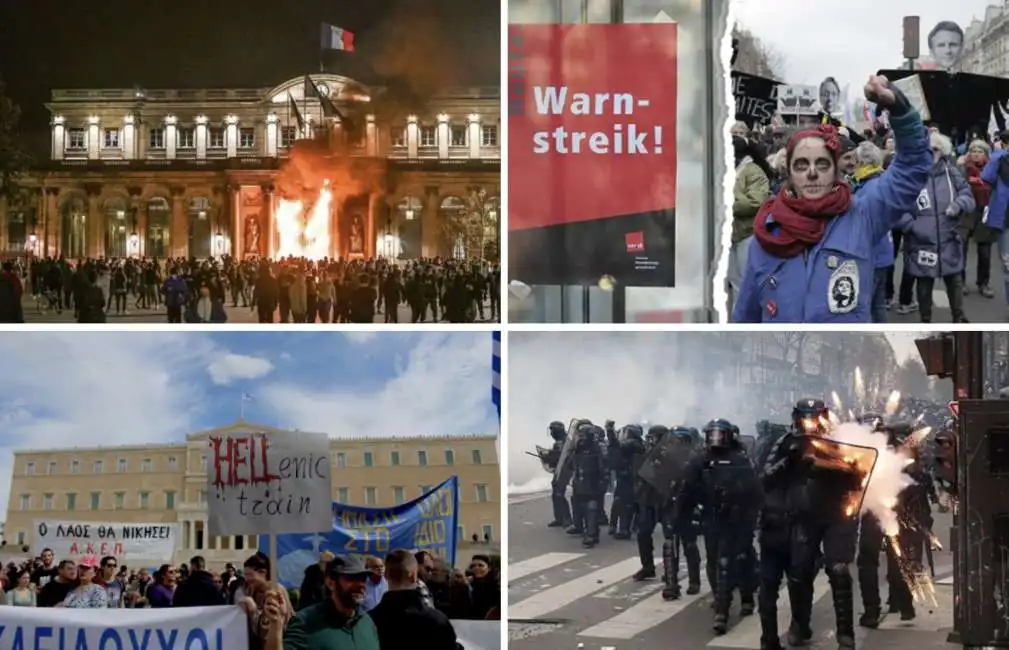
[0,74,500,261]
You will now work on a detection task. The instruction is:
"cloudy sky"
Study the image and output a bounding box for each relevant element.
[0,331,499,515]
[734,0,993,88]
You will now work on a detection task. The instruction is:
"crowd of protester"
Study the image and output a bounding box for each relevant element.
[728,105,1009,323]
[0,255,500,324]
[0,546,500,649]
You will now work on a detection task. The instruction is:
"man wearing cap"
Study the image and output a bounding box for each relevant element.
[267,555,380,650]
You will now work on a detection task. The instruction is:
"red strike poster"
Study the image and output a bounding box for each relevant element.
[508,23,678,287]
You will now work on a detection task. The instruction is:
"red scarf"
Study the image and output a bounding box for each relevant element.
[753,183,853,258]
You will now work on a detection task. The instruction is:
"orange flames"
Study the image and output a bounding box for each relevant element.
[275,181,333,260]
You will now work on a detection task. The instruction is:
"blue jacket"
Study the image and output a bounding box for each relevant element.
[980,150,1009,232]
[853,171,895,269]
[731,108,932,323]
[894,160,975,278]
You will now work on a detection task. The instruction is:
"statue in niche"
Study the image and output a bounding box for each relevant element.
[349,215,364,254]
[245,214,261,256]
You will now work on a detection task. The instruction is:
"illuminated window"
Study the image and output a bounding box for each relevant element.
[209,128,225,149]
[365,487,377,505]
[420,126,436,147]
[178,128,195,149]
[68,129,87,149]
[391,127,406,148]
[239,127,255,149]
[450,125,467,147]
[103,128,120,148]
[66,493,76,511]
[481,124,498,147]
[148,128,165,149]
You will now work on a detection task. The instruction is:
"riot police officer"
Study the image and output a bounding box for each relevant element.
[546,421,572,528]
[632,425,680,600]
[569,422,606,547]
[674,418,761,634]
[670,427,703,594]
[608,423,645,539]
[788,398,863,650]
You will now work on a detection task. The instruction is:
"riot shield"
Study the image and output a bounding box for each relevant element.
[534,445,554,473]
[738,434,756,457]
[637,434,693,500]
[553,419,582,487]
[803,436,879,517]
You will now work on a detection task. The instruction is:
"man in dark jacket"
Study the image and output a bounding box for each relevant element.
[368,550,460,650]
[172,556,224,607]
[298,551,333,610]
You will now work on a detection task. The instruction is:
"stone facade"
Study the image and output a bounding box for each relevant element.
[2,74,501,260]
[5,421,500,568]
[956,5,1009,77]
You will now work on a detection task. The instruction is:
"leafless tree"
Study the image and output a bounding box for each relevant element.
[732,27,785,80]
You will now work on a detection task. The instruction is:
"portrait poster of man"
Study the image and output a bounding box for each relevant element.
[928,20,964,71]
[818,76,842,116]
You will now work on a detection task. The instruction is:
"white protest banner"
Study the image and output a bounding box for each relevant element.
[0,604,247,650]
[891,75,932,122]
[453,620,500,650]
[206,430,333,535]
[32,520,177,561]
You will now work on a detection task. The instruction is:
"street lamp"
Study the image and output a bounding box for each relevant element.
[128,207,139,257]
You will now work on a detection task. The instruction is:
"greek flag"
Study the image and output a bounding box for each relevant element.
[491,332,501,421]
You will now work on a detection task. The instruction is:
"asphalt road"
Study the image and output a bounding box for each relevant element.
[19,295,498,324]
[508,491,956,650]
[887,245,1006,324]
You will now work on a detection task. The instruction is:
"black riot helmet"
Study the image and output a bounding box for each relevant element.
[670,426,694,446]
[645,424,669,445]
[622,424,644,440]
[856,412,885,432]
[548,421,566,441]
[756,419,771,437]
[575,422,597,450]
[703,418,735,448]
[792,398,829,435]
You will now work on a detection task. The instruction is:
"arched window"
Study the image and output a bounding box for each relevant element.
[396,196,423,259]
[103,196,129,259]
[146,197,170,258]
[187,196,213,259]
[439,196,468,259]
[60,197,87,259]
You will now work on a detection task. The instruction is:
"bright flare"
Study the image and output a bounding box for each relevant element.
[274,183,333,260]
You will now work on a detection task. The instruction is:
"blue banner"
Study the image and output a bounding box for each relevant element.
[492,331,501,421]
[263,476,460,588]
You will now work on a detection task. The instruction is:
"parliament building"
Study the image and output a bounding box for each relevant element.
[0,74,501,261]
[4,422,500,567]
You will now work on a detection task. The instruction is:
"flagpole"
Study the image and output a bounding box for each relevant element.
[240,394,245,421]
[303,76,309,138]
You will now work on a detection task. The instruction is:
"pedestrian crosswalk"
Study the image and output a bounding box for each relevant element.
[508,550,955,648]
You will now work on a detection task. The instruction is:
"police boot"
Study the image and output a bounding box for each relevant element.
[786,622,812,647]
[614,529,632,540]
[634,537,656,580]
[712,612,728,635]
[685,542,702,594]
[760,612,785,650]
[858,607,882,629]
[786,579,813,646]
[661,540,681,600]
[828,568,856,650]
[740,598,755,617]
[547,520,565,527]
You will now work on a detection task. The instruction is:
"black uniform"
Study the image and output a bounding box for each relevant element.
[546,421,572,528]
[608,423,644,539]
[675,419,761,633]
[670,427,703,594]
[632,425,678,596]
[569,424,606,547]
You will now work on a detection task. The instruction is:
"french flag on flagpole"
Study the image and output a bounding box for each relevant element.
[491,332,500,421]
[321,23,355,52]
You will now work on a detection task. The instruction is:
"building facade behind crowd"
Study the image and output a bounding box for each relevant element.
[4,423,500,566]
[0,547,500,650]
[728,115,1009,324]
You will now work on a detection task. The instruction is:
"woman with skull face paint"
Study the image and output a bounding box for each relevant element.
[732,76,932,323]
[893,132,976,323]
